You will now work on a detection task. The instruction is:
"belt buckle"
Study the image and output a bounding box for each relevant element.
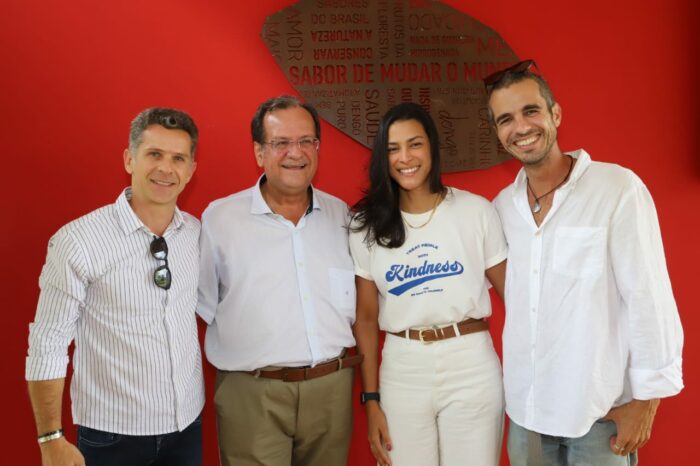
[418,326,440,345]
[419,326,446,345]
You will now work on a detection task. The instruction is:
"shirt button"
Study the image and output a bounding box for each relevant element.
[531,307,536,313]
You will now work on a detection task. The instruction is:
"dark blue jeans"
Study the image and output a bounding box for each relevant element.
[77,415,202,466]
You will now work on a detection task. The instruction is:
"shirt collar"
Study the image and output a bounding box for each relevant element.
[115,187,184,235]
[250,174,320,216]
[512,148,592,194]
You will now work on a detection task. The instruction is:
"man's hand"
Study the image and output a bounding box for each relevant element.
[603,398,660,456]
[366,402,393,466]
[40,437,85,466]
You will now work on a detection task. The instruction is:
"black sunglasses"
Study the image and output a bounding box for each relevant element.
[150,236,172,290]
[483,59,539,93]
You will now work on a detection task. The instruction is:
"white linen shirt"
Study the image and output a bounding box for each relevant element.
[197,178,356,370]
[26,188,205,435]
[494,149,684,437]
[350,188,507,332]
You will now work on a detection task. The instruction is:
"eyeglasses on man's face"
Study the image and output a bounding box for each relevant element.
[150,236,171,290]
[263,137,320,153]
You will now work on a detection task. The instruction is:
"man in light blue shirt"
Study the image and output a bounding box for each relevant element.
[198,95,359,466]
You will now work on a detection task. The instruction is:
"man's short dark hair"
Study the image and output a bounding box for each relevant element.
[129,108,199,157]
[251,95,321,144]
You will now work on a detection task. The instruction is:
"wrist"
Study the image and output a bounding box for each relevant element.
[37,428,64,444]
[365,400,383,415]
[360,391,380,404]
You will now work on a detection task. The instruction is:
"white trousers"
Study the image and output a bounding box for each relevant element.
[380,330,504,466]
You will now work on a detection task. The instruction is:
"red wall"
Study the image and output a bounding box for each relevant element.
[3,1,697,464]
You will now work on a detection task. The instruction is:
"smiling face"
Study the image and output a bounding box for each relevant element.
[489,78,562,166]
[387,119,432,195]
[123,124,196,211]
[254,106,319,199]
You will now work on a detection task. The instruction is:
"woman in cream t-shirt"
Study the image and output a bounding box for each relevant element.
[350,103,507,466]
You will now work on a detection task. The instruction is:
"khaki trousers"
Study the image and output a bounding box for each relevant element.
[214,367,353,466]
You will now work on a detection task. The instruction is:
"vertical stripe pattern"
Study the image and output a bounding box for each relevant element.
[26,189,204,435]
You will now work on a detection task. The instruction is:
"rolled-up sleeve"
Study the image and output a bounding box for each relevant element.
[26,230,87,381]
[610,173,684,399]
[197,209,219,325]
[348,223,373,281]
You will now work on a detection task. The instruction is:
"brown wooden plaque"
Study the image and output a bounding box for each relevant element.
[261,0,519,172]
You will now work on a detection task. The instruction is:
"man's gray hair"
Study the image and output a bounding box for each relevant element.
[129,108,199,157]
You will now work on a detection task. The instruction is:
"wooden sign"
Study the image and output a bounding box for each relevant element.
[262,0,519,172]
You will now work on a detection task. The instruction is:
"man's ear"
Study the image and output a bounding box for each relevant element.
[123,149,134,174]
[254,142,265,168]
[184,161,197,184]
[552,102,562,128]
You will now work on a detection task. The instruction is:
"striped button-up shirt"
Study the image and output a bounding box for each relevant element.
[26,188,204,435]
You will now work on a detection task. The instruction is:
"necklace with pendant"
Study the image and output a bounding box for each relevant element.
[403,192,443,229]
[526,156,574,214]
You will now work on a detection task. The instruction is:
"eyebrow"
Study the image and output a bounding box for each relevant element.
[522,103,542,112]
[494,112,512,125]
[144,146,191,158]
[270,133,316,141]
[494,103,543,125]
[389,135,425,145]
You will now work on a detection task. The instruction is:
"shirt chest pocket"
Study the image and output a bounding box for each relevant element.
[552,227,607,279]
[328,268,356,310]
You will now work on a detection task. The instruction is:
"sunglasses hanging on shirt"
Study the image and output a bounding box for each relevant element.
[150,236,172,290]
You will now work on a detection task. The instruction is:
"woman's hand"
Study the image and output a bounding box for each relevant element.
[366,401,393,466]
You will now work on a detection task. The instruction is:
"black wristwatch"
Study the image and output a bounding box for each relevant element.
[360,391,380,404]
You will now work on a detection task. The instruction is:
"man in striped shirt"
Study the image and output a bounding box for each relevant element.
[26,108,205,466]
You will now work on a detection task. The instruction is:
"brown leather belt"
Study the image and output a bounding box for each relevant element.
[246,353,363,382]
[389,318,488,344]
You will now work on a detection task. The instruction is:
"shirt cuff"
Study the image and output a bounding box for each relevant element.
[195,306,215,325]
[25,355,69,381]
[628,356,684,400]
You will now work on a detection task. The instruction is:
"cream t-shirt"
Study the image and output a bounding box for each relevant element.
[349,187,507,332]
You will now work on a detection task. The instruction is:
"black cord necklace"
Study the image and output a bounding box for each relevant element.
[526,156,574,214]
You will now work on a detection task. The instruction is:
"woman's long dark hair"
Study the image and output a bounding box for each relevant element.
[352,102,445,248]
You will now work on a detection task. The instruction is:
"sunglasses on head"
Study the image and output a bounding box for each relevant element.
[150,236,171,290]
[483,59,539,93]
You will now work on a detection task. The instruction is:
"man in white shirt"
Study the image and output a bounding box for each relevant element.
[485,61,684,465]
[26,108,204,466]
[198,95,359,466]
